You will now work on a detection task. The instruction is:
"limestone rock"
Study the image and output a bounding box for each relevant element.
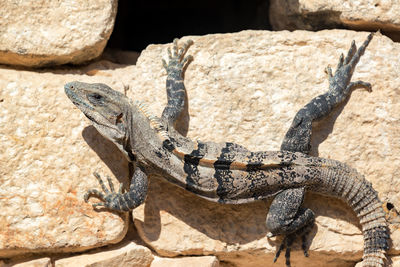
[6,257,51,267]
[269,0,400,34]
[0,0,117,67]
[150,256,219,267]
[130,30,400,266]
[54,241,153,267]
[134,177,364,267]
[391,256,400,267]
[0,62,137,257]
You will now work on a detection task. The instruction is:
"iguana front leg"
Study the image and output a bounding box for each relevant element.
[268,33,374,266]
[161,39,193,127]
[84,165,148,212]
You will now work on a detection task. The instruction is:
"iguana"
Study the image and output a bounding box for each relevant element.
[64,33,389,267]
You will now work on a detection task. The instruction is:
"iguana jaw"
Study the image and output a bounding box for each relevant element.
[64,81,132,160]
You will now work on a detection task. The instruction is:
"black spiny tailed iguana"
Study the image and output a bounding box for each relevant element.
[65,33,389,267]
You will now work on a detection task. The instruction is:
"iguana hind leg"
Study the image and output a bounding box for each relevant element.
[280,33,373,154]
[266,187,315,266]
[161,39,193,127]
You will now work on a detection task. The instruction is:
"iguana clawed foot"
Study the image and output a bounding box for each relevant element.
[84,172,125,210]
[325,33,373,96]
[268,222,314,267]
[162,38,193,71]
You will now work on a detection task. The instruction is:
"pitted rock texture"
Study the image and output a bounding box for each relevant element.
[150,256,219,267]
[6,257,51,267]
[0,63,135,257]
[0,0,117,67]
[134,177,363,267]
[269,0,400,34]
[54,241,153,267]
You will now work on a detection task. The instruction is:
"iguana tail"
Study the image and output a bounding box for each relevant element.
[320,164,389,267]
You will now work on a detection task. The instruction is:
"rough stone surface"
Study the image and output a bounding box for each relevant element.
[1,30,400,264]
[0,0,117,67]
[134,177,364,267]
[150,256,219,267]
[130,30,400,266]
[0,63,136,257]
[390,256,400,267]
[269,1,400,35]
[6,257,51,267]
[54,241,153,267]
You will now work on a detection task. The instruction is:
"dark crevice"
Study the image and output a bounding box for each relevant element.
[106,0,271,52]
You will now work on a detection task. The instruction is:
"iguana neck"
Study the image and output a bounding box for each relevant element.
[126,101,186,166]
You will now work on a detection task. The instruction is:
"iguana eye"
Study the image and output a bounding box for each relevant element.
[88,93,104,105]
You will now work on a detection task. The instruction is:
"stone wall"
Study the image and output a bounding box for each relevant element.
[1,1,400,266]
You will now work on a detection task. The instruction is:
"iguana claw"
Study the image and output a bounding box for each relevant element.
[270,223,313,267]
[162,38,193,71]
[84,172,124,210]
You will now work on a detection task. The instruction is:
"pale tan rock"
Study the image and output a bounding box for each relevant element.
[7,257,51,267]
[0,0,117,67]
[150,256,219,267]
[130,30,400,266]
[134,177,362,267]
[269,0,400,34]
[391,256,400,267]
[0,62,137,257]
[55,241,153,267]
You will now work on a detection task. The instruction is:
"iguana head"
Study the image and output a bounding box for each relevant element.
[65,81,134,161]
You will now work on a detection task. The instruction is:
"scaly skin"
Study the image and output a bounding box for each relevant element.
[65,33,388,266]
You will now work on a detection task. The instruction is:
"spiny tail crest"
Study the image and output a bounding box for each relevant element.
[323,167,389,267]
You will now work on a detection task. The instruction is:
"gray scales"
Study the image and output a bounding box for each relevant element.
[65,33,389,267]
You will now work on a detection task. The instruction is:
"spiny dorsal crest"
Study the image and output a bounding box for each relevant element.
[133,100,169,139]
[132,99,290,169]
[132,100,294,170]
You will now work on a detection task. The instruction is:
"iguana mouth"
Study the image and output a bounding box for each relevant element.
[65,83,113,129]
[65,84,94,112]
[84,113,95,122]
